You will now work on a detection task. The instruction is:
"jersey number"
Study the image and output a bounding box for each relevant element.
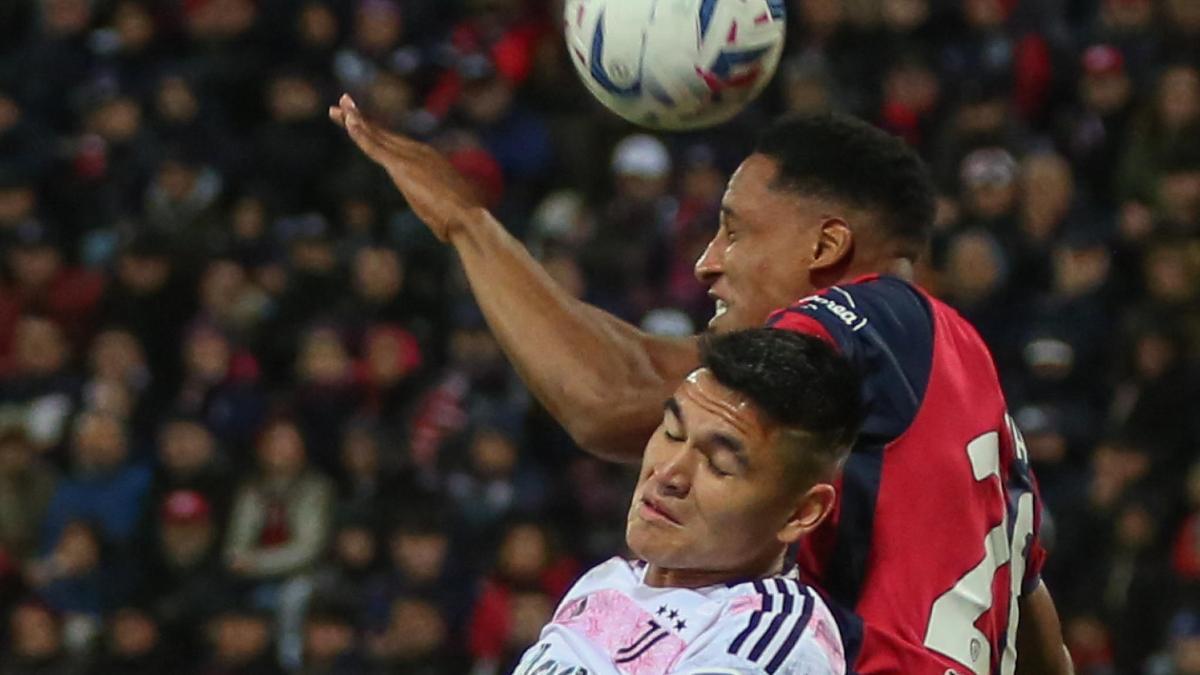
[923,417,1035,675]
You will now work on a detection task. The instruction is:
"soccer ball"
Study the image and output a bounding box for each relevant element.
[564,0,786,131]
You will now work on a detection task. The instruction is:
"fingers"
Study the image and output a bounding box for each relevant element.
[343,112,394,167]
[331,93,429,171]
[328,105,346,128]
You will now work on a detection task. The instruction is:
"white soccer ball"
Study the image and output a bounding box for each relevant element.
[564,0,786,131]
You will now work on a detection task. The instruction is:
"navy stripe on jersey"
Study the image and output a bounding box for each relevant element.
[729,578,813,670]
[748,613,789,661]
[765,587,816,674]
[729,610,764,654]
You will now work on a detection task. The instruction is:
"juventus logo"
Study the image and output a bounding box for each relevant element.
[616,620,668,664]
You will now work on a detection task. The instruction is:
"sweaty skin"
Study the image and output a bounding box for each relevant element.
[328,96,1074,675]
[628,370,833,591]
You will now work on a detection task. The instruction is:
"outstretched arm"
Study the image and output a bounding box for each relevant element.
[331,95,699,462]
[1016,581,1074,675]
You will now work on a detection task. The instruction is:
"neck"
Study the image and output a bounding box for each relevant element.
[643,549,787,589]
[818,251,914,290]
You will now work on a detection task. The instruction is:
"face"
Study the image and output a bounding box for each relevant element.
[297,2,338,48]
[470,429,517,478]
[1083,72,1131,113]
[74,413,128,470]
[390,531,448,582]
[626,369,832,575]
[160,420,215,475]
[305,619,353,661]
[336,526,376,569]
[384,599,445,656]
[213,615,270,663]
[341,429,379,477]
[267,76,320,122]
[299,328,349,383]
[258,422,307,476]
[15,317,67,375]
[0,435,32,474]
[162,520,214,567]
[156,76,198,122]
[114,1,155,50]
[354,247,403,301]
[694,155,827,333]
[185,328,231,381]
[497,524,549,582]
[11,605,60,658]
[90,329,144,382]
[1159,67,1200,130]
[9,246,61,289]
[111,610,158,657]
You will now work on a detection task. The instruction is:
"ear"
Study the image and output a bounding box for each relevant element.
[809,218,854,273]
[776,483,836,546]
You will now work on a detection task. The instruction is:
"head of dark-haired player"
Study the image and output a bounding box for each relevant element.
[628,328,862,587]
[697,113,937,333]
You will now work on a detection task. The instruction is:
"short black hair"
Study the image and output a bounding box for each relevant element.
[699,328,861,482]
[755,113,936,259]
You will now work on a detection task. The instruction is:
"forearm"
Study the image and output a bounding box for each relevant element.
[1016,582,1073,675]
[449,209,699,462]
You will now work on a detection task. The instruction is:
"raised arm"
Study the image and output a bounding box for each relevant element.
[1016,581,1074,675]
[330,95,699,462]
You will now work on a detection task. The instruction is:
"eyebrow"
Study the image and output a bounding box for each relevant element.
[664,398,683,423]
[720,204,737,220]
[664,398,750,468]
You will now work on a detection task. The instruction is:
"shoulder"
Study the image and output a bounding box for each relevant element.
[565,557,642,594]
[768,275,932,351]
[678,578,844,675]
[768,276,935,439]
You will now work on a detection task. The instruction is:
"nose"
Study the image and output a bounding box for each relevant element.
[694,236,723,285]
[652,443,695,499]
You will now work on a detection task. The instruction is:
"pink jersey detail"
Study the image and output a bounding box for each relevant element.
[729,594,763,615]
[553,589,687,674]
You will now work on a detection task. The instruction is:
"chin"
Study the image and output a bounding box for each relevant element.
[626,522,667,562]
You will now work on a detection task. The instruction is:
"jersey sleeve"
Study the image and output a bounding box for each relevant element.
[673,581,846,675]
[766,276,934,443]
[1002,415,1048,596]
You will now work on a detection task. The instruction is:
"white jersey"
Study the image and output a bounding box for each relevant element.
[514,557,846,675]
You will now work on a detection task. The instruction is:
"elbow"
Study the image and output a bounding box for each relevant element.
[560,399,645,465]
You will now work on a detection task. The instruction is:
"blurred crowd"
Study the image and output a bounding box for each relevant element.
[0,0,1198,673]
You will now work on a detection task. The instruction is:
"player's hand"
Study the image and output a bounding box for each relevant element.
[329,94,481,242]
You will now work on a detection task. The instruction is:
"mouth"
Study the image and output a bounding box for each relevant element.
[709,293,729,323]
[638,497,682,526]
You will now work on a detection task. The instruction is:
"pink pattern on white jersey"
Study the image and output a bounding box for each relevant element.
[552,589,687,674]
[729,594,763,615]
[811,604,847,675]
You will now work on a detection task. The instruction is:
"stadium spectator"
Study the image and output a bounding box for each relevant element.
[140,489,233,660]
[298,600,366,675]
[88,606,176,675]
[223,416,333,667]
[40,411,150,550]
[0,426,57,563]
[1,600,75,675]
[197,606,285,675]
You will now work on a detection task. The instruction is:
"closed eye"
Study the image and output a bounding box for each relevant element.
[706,455,732,477]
